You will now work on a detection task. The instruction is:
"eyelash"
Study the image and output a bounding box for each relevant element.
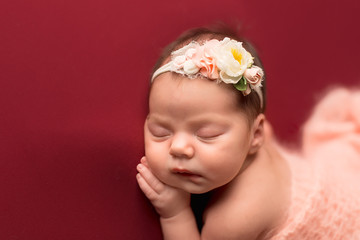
[148,123,224,141]
[148,126,171,138]
[195,131,223,141]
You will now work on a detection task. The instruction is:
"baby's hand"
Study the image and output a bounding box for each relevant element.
[136,157,191,219]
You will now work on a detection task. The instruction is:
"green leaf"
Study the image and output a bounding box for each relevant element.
[234,77,247,91]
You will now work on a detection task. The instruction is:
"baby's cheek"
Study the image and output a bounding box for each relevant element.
[144,138,157,159]
[144,140,173,184]
[145,145,166,173]
[144,141,159,161]
[147,159,170,186]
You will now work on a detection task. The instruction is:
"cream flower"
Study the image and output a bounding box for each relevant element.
[173,55,186,69]
[214,38,254,84]
[183,60,199,75]
[172,46,200,74]
[243,66,264,87]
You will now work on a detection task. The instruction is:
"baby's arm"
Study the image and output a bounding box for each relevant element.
[136,157,200,240]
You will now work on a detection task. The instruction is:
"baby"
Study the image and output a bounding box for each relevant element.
[136,26,360,239]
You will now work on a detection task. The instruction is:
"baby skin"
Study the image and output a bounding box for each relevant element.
[136,73,291,240]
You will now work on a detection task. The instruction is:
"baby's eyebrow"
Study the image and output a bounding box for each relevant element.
[146,114,170,124]
[187,115,231,125]
[147,113,231,127]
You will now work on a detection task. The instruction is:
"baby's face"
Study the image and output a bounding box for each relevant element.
[144,73,253,194]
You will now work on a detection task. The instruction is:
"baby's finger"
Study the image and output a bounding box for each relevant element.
[137,164,164,194]
[140,156,149,167]
[136,173,159,201]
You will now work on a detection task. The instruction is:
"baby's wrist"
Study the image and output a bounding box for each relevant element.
[159,206,193,221]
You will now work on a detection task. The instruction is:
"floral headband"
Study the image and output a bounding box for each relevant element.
[151,37,264,108]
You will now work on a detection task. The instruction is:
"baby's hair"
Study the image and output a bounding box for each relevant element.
[151,23,266,122]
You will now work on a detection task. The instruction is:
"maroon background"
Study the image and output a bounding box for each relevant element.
[1,0,359,239]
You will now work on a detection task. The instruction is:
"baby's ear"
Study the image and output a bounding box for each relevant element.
[248,114,265,155]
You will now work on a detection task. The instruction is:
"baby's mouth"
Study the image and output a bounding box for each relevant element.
[177,172,196,177]
[172,168,201,178]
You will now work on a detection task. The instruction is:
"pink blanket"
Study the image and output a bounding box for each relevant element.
[271,88,360,239]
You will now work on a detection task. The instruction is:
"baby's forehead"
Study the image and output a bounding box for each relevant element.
[151,72,229,93]
[149,74,240,110]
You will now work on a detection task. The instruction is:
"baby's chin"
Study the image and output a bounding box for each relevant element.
[166,181,218,195]
[155,171,225,194]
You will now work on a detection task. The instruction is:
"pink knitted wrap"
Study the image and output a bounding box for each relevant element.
[270,88,360,239]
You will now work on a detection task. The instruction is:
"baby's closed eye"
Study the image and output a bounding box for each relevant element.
[148,124,171,138]
[195,127,225,140]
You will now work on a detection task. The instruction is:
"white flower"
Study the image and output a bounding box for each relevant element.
[213,38,254,84]
[183,60,199,74]
[172,46,200,75]
[173,55,186,69]
[243,66,264,87]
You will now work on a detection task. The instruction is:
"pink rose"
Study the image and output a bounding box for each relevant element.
[192,40,220,80]
[243,66,264,86]
[198,53,218,79]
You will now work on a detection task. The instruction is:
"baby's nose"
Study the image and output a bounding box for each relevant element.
[169,133,195,159]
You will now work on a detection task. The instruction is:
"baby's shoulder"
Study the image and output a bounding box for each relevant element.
[202,191,282,239]
[201,198,269,239]
[202,149,291,239]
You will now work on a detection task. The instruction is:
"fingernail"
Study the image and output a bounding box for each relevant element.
[137,164,142,170]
